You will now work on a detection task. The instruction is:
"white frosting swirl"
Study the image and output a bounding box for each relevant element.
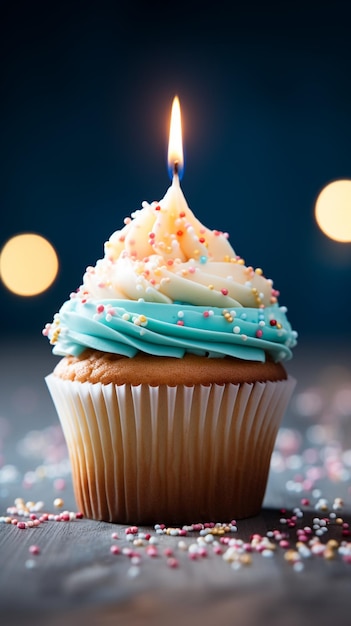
[82,176,276,309]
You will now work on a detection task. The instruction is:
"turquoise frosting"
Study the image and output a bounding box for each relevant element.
[49,298,297,362]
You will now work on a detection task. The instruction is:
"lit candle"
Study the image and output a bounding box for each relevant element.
[167,95,184,180]
[161,96,189,217]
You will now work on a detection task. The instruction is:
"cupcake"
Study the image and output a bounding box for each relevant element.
[44,172,297,525]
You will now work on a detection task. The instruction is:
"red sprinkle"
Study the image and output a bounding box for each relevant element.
[17,522,27,530]
[269,319,277,326]
[221,288,229,296]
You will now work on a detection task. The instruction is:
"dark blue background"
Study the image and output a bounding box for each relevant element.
[1,0,351,344]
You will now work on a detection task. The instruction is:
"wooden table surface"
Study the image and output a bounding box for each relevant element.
[1,339,351,626]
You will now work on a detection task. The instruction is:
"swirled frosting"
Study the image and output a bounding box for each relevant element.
[44,176,297,362]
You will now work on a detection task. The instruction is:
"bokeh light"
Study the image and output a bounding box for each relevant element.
[315,180,351,242]
[0,234,59,296]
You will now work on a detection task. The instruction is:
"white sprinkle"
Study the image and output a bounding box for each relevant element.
[261,549,274,558]
[293,561,304,572]
[127,565,140,578]
[149,536,159,545]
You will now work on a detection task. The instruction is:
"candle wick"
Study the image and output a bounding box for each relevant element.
[173,161,179,176]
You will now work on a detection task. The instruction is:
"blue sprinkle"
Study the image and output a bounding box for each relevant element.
[200,256,208,264]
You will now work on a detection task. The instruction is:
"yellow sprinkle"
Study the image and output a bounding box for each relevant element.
[208,284,214,290]
[237,258,245,265]
[255,267,263,275]
[139,315,147,323]
[240,554,252,565]
[284,550,299,562]
[53,498,64,508]
[324,548,336,560]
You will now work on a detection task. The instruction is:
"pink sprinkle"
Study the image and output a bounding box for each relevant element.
[164,548,174,557]
[75,512,84,519]
[148,232,155,239]
[301,498,310,506]
[192,524,203,532]
[203,311,210,318]
[17,522,27,529]
[279,540,290,549]
[167,557,179,568]
[96,304,105,314]
[53,478,66,491]
[122,547,133,557]
[125,526,138,535]
[146,546,158,558]
[177,320,184,326]
[29,545,40,555]
[167,259,174,266]
[255,329,263,338]
[110,545,120,555]
[221,288,228,296]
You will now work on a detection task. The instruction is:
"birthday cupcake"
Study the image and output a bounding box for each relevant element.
[44,171,297,524]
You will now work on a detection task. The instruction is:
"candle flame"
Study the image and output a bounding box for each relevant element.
[168,96,184,180]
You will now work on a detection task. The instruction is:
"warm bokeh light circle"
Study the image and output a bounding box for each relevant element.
[315,179,351,242]
[0,233,59,296]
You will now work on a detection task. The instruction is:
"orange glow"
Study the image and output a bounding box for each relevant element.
[315,180,351,242]
[167,95,184,178]
[0,233,59,296]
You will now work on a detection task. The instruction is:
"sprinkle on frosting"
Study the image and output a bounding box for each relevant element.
[44,176,297,362]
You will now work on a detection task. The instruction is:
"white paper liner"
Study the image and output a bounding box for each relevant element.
[46,374,296,524]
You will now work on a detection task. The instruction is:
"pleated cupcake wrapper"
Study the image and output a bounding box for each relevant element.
[46,375,296,524]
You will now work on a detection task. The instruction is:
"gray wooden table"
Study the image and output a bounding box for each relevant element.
[1,339,351,626]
